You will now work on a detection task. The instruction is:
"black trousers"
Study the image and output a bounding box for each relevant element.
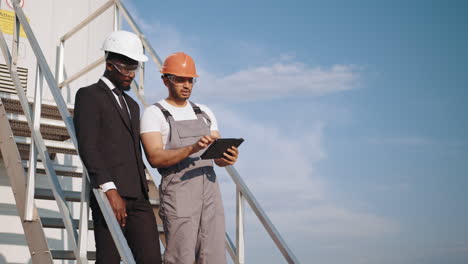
[91,196,162,264]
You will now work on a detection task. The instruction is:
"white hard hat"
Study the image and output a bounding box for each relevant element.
[102,30,148,62]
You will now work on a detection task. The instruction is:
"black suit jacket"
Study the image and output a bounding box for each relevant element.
[73,80,148,198]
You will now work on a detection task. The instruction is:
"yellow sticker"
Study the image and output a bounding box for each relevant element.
[0,9,27,38]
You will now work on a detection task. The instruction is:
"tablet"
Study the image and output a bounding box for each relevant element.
[200,138,244,160]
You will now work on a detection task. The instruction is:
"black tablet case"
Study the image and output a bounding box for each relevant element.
[200,138,244,159]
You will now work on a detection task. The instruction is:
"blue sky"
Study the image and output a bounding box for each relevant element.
[123,0,468,263]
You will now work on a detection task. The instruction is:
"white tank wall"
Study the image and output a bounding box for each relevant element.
[0,0,113,263]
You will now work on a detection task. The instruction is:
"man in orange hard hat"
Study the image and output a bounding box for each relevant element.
[140,52,239,263]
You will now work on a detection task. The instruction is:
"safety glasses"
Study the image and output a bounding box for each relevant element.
[166,75,197,85]
[110,61,140,76]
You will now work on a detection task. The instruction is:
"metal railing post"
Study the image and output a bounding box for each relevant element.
[78,171,90,264]
[24,63,43,221]
[138,46,145,98]
[11,15,19,72]
[236,188,246,264]
[130,80,148,107]
[57,40,65,85]
[114,2,120,31]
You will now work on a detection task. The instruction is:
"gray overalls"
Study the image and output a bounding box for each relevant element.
[155,102,226,264]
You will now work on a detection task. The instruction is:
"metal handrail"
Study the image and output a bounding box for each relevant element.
[57,0,115,88]
[58,57,104,88]
[60,0,114,42]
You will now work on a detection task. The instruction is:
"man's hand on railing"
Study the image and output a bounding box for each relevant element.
[105,189,127,227]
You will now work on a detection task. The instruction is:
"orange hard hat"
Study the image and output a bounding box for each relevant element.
[160,52,199,77]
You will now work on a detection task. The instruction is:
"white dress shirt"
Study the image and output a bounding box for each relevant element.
[99,76,131,192]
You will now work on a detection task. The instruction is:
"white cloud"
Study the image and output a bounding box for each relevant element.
[123,1,360,104]
[197,63,360,102]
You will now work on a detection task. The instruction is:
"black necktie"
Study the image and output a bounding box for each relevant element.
[112,88,131,125]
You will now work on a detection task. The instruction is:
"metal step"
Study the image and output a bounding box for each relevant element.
[41,217,94,230]
[50,250,96,260]
[6,113,66,127]
[34,188,159,206]
[34,188,81,202]
[15,136,77,155]
[41,217,164,233]
[23,160,83,178]
[50,250,165,262]
[0,95,74,121]
[7,113,70,141]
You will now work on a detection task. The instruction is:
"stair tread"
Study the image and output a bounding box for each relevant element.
[0,92,75,108]
[7,113,70,141]
[23,160,83,175]
[41,216,164,232]
[50,250,96,260]
[34,188,81,202]
[0,95,74,121]
[34,187,159,206]
[15,136,76,154]
[6,112,66,127]
[41,217,94,230]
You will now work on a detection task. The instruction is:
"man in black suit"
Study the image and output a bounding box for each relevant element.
[73,30,162,264]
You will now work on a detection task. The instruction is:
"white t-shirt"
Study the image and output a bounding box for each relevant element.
[140,99,218,148]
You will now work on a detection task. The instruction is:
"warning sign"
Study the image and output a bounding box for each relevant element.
[0,9,27,37]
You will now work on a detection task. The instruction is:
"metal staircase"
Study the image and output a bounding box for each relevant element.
[0,0,299,263]
[0,93,165,262]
